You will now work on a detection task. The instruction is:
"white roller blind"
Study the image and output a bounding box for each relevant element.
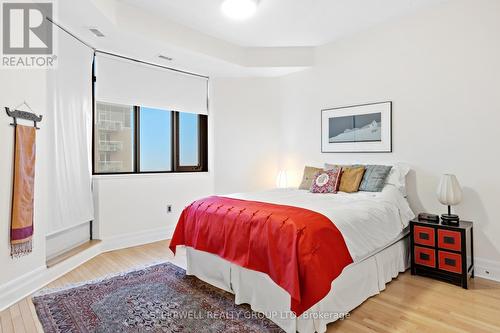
[46,27,94,235]
[95,53,208,114]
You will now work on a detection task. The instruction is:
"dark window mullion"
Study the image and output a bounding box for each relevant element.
[134,106,140,173]
[171,111,177,172]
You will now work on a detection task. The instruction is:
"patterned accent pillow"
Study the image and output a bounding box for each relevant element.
[359,165,393,192]
[299,166,323,190]
[310,169,342,193]
[339,166,366,193]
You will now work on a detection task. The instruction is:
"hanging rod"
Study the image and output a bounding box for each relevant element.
[5,105,43,129]
[47,18,209,80]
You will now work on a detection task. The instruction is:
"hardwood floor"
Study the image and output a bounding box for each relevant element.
[1,240,499,332]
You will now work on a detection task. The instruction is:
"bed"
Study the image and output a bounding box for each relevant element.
[170,177,415,333]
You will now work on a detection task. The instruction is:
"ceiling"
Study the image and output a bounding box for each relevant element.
[120,0,442,47]
[58,0,444,77]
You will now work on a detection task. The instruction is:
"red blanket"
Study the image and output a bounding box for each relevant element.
[169,196,353,316]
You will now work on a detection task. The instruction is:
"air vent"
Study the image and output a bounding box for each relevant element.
[158,54,173,61]
[89,28,105,37]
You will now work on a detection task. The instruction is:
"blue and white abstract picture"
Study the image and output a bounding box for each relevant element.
[322,102,391,152]
[329,112,382,143]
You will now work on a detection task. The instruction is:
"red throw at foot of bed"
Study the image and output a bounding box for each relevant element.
[169,196,353,316]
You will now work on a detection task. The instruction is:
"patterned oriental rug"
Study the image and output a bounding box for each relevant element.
[33,262,283,333]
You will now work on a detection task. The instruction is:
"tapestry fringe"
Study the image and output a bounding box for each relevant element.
[11,239,33,258]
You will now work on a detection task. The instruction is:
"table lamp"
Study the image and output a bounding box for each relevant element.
[276,170,288,189]
[436,174,462,225]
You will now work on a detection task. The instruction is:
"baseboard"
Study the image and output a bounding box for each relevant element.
[475,258,500,282]
[0,226,175,312]
[0,244,102,312]
[100,226,175,252]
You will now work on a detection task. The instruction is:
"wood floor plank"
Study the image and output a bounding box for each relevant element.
[8,304,25,333]
[0,309,14,333]
[17,300,36,333]
[26,301,42,333]
[2,240,500,333]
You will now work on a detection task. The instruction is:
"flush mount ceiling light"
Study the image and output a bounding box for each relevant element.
[221,0,258,20]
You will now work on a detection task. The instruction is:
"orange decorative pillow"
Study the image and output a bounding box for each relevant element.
[339,166,366,193]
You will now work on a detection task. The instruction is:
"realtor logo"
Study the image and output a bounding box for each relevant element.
[2,1,55,67]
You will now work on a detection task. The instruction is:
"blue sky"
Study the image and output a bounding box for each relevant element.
[139,107,198,171]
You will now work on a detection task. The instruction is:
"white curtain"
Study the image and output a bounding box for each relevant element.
[95,53,209,114]
[46,28,94,235]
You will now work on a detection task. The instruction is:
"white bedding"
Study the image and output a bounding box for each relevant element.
[226,184,415,262]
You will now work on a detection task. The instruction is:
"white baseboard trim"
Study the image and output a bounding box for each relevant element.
[475,257,500,282]
[101,226,174,253]
[0,226,175,312]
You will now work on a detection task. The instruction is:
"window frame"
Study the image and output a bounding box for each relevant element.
[91,59,208,175]
[93,104,208,175]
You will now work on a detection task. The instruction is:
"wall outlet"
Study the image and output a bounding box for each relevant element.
[167,205,172,213]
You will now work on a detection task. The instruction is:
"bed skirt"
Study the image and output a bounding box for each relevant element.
[186,236,410,333]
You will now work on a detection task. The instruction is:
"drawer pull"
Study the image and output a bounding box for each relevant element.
[420,253,430,260]
[419,233,429,240]
[444,236,455,244]
[444,258,456,266]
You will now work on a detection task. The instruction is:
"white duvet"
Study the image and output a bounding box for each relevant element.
[226,185,415,262]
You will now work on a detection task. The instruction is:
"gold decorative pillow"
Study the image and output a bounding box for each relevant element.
[339,166,366,193]
[298,166,323,190]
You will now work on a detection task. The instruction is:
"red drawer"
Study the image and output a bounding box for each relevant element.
[414,226,435,247]
[438,251,462,274]
[414,246,436,268]
[438,229,461,251]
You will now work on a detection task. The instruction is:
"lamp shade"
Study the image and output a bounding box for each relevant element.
[436,174,462,206]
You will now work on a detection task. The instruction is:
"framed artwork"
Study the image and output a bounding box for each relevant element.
[321,101,392,153]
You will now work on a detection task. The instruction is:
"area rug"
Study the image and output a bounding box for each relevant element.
[33,262,283,332]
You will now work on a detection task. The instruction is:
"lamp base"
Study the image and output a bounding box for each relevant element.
[441,214,460,226]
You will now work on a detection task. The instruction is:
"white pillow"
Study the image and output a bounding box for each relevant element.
[384,163,410,196]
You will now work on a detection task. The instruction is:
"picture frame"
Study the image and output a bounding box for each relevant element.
[321,101,392,153]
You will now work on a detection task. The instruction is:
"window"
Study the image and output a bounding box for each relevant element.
[139,108,172,172]
[94,102,135,173]
[93,102,207,174]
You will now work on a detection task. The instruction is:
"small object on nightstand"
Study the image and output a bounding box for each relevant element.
[418,213,439,223]
[437,174,463,226]
[410,218,474,289]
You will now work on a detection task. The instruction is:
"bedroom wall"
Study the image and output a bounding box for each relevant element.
[211,77,282,194]
[277,0,500,270]
[92,172,214,241]
[0,69,49,286]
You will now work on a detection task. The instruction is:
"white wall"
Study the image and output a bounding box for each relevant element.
[278,0,500,265]
[211,77,282,194]
[92,172,214,241]
[0,69,49,286]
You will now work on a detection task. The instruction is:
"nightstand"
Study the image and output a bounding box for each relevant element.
[410,218,474,288]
